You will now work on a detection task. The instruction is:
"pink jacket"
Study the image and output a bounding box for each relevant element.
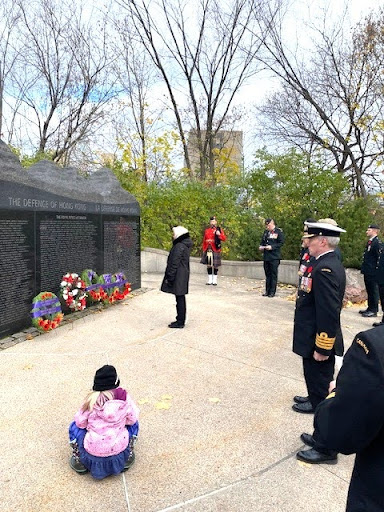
[74,396,139,457]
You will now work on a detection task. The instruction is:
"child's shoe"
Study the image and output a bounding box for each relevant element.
[122,451,135,472]
[128,435,138,451]
[69,455,89,474]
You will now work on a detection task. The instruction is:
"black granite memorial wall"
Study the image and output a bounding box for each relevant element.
[0,142,140,338]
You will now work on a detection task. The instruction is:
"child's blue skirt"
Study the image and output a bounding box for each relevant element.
[69,421,139,480]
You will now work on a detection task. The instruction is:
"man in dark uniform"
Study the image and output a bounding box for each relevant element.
[259,218,285,297]
[292,219,346,414]
[360,224,380,317]
[298,219,316,281]
[297,326,384,511]
[373,241,384,327]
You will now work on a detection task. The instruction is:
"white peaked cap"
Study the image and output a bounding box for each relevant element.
[303,220,346,238]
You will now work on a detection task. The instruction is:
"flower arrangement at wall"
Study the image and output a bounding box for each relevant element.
[97,273,131,304]
[31,292,64,331]
[97,273,118,304]
[30,270,131,334]
[81,269,102,303]
[112,272,132,301]
[60,273,87,311]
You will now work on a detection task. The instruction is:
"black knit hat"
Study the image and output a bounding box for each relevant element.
[93,365,120,391]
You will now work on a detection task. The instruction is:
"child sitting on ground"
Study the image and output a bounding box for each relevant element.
[68,365,139,479]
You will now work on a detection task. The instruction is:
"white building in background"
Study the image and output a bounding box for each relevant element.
[186,130,243,173]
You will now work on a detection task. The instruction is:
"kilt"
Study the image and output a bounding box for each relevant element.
[200,250,222,268]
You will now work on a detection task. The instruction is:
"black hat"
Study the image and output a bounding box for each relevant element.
[368,224,380,230]
[303,220,346,238]
[210,216,216,220]
[93,365,120,391]
[265,218,273,224]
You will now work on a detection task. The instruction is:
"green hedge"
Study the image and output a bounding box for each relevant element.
[112,150,383,269]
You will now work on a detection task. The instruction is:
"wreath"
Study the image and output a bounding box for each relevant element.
[81,269,101,303]
[112,272,132,301]
[97,273,132,304]
[31,292,64,332]
[60,273,87,311]
[97,274,118,304]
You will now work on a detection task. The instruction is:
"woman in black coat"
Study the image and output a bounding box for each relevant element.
[161,226,193,328]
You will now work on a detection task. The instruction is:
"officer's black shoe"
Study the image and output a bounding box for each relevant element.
[361,311,377,317]
[373,321,384,327]
[262,293,269,296]
[300,433,315,447]
[168,321,184,328]
[296,448,337,465]
[294,395,309,404]
[359,308,369,314]
[292,401,314,414]
[268,294,275,298]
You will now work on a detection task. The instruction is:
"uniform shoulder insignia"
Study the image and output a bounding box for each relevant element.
[356,338,369,355]
[321,268,332,272]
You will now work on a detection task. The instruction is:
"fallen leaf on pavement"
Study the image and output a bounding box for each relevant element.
[155,401,171,410]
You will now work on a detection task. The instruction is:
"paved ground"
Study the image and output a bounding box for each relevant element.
[0,272,376,512]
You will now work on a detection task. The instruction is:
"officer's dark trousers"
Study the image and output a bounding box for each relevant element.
[175,295,186,326]
[364,274,379,313]
[263,260,280,295]
[303,354,335,409]
[378,284,384,320]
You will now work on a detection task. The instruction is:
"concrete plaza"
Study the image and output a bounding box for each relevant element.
[0,272,373,512]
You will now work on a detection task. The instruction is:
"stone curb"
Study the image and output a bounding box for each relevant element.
[0,288,151,351]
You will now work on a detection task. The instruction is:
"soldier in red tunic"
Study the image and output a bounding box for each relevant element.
[200,216,227,286]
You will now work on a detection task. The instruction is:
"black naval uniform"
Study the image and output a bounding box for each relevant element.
[376,243,384,324]
[293,251,346,408]
[361,235,380,313]
[313,326,384,512]
[260,227,285,296]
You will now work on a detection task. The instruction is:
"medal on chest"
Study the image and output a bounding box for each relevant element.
[299,266,313,293]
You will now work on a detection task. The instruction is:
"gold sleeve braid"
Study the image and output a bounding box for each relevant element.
[316,331,336,351]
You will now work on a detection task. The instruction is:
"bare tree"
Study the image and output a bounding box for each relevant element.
[111,15,168,182]
[254,6,384,197]
[12,0,118,164]
[117,0,270,182]
[0,0,23,141]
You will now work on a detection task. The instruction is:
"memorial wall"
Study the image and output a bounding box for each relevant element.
[0,141,140,338]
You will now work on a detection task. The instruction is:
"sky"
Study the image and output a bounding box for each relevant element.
[236,0,382,167]
[2,0,381,171]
